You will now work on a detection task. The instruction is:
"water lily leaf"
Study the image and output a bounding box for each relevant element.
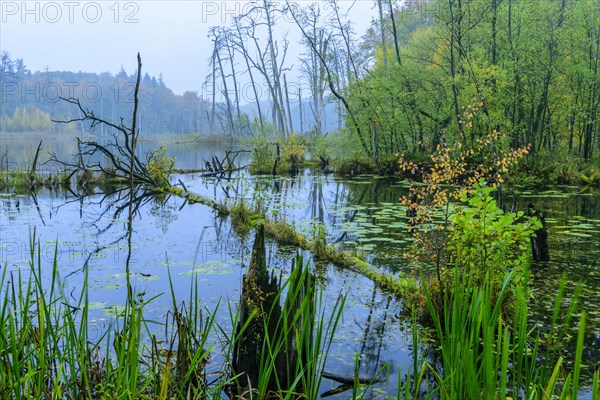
[138,274,160,281]
[109,272,160,281]
[100,283,120,290]
[388,223,407,229]
[180,260,237,276]
[560,231,593,238]
[370,237,393,242]
[571,224,595,230]
[103,305,126,317]
[87,302,106,310]
[359,242,376,249]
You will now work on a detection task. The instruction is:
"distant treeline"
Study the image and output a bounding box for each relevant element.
[0,52,225,136]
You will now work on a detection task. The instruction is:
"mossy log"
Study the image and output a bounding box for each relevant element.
[232,223,282,390]
[163,185,419,299]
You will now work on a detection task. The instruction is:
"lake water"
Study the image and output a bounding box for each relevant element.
[1,136,599,397]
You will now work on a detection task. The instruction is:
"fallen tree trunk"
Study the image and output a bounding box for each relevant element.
[162,184,418,299]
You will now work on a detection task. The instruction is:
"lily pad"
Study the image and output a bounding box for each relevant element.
[180,260,238,276]
[100,283,120,290]
[560,231,593,238]
[109,272,160,281]
[103,305,126,317]
[87,302,106,310]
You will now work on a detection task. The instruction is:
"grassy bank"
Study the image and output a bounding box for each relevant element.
[397,270,600,399]
[0,235,342,399]
[510,151,600,187]
[1,234,598,399]
[244,131,600,186]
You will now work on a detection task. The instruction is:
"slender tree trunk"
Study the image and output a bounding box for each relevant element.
[225,34,243,137]
[389,0,402,65]
[264,0,288,136]
[583,25,600,159]
[448,0,464,140]
[234,18,264,133]
[284,73,294,133]
[298,87,304,134]
[377,0,388,72]
[213,33,236,137]
[210,49,217,135]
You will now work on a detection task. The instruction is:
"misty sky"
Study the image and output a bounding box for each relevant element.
[1,1,377,96]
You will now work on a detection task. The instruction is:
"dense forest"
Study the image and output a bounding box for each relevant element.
[205,0,599,170]
[343,0,600,167]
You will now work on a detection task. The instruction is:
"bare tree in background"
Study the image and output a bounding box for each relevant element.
[298,4,330,137]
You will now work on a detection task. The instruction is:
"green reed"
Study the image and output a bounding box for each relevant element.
[392,269,598,400]
[1,234,598,399]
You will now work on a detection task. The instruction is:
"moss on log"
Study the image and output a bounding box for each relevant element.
[163,185,419,299]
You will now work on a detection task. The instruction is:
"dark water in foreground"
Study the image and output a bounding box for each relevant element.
[1,137,599,397]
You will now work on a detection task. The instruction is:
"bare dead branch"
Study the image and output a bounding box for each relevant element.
[49,55,166,191]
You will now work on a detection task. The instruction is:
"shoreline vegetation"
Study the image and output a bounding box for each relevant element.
[0,131,597,307]
[3,130,598,187]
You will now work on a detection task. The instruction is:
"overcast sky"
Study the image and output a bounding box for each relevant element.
[1,1,377,96]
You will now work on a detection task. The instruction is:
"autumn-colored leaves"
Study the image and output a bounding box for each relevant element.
[398,129,530,267]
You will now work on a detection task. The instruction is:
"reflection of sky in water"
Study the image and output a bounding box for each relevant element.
[0,186,413,398]
[1,139,599,393]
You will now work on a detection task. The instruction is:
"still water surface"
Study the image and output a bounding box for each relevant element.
[1,137,599,397]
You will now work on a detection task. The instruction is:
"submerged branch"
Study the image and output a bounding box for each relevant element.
[322,371,383,385]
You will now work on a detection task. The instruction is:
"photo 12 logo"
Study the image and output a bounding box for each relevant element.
[1,1,140,24]
[1,80,137,104]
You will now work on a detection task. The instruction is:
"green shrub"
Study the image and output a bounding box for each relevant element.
[280,133,307,173]
[447,182,541,290]
[147,144,175,188]
[249,136,276,174]
[408,182,542,321]
[230,201,255,236]
[333,156,376,176]
[249,134,308,175]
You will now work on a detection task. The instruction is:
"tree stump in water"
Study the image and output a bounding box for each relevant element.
[232,223,280,391]
[528,203,550,262]
[231,224,315,397]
